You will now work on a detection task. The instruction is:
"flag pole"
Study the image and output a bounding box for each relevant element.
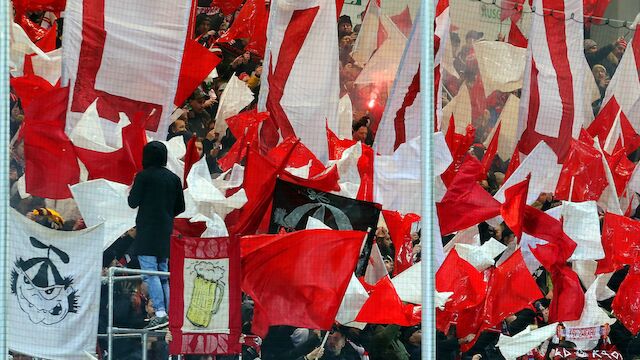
[421,2,435,359]
[320,331,330,348]
[0,0,9,357]
[568,176,575,202]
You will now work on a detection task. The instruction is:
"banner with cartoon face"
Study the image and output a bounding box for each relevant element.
[8,209,104,360]
[169,235,241,355]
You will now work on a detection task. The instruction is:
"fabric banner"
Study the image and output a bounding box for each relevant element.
[8,209,104,360]
[550,348,622,359]
[270,178,380,233]
[257,0,340,161]
[169,235,241,355]
[62,0,193,140]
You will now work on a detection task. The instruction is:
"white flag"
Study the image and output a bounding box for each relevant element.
[8,209,104,360]
[214,75,255,136]
[69,179,137,249]
[62,0,193,140]
[497,323,559,360]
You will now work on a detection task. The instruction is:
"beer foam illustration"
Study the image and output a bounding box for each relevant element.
[194,262,225,283]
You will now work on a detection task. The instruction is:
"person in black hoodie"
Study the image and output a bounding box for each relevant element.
[128,141,185,330]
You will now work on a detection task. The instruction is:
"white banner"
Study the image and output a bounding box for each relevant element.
[8,209,104,360]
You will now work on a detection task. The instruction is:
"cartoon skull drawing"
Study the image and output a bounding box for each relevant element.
[10,237,78,325]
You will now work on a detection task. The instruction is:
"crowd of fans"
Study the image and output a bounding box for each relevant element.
[10,1,640,360]
[8,2,424,360]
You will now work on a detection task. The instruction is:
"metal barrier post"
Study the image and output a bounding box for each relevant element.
[107,267,115,360]
[141,332,148,360]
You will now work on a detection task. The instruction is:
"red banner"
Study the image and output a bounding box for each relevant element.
[550,348,622,359]
[169,235,242,355]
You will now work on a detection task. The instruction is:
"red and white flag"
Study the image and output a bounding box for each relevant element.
[434,0,450,132]
[257,0,340,162]
[351,0,385,66]
[62,0,217,141]
[374,10,421,155]
[517,0,587,160]
[602,16,640,133]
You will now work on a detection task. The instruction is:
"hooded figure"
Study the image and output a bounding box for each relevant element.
[129,141,185,258]
[128,141,185,329]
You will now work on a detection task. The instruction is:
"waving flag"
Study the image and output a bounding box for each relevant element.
[62,0,214,140]
[257,0,340,161]
[434,0,450,131]
[374,10,421,155]
[517,0,587,160]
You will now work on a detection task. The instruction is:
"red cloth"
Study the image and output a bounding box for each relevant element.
[355,276,420,326]
[268,137,326,178]
[596,213,640,274]
[382,210,421,276]
[23,87,80,199]
[390,6,412,37]
[327,124,357,160]
[174,39,221,107]
[458,250,542,351]
[508,21,528,48]
[442,123,476,186]
[241,229,366,337]
[183,135,200,188]
[619,110,640,155]
[217,111,269,171]
[10,74,55,110]
[436,249,487,312]
[211,0,243,15]
[605,148,636,196]
[554,139,608,202]
[482,122,501,175]
[500,174,529,239]
[279,165,341,193]
[217,0,268,57]
[437,158,501,235]
[12,0,65,13]
[504,147,520,182]
[611,269,640,334]
[500,0,525,22]
[35,22,58,52]
[169,235,241,355]
[587,97,619,149]
[74,111,147,185]
[523,206,583,322]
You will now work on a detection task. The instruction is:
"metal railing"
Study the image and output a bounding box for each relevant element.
[104,267,178,360]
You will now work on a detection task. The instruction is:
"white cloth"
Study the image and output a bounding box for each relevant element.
[497,323,559,360]
[8,209,104,360]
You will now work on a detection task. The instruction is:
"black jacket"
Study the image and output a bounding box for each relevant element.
[128,141,185,258]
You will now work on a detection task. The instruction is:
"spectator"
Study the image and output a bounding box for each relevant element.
[338,15,353,38]
[187,88,212,139]
[128,141,185,330]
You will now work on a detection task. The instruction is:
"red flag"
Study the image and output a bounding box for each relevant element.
[211,0,243,16]
[459,250,542,351]
[436,249,487,312]
[74,112,147,185]
[327,123,357,160]
[382,210,421,275]
[500,0,525,22]
[504,147,520,182]
[482,122,501,175]
[619,110,640,155]
[35,22,58,52]
[441,124,476,186]
[12,0,65,13]
[172,218,207,237]
[390,6,412,37]
[468,76,487,123]
[606,148,636,196]
[482,249,543,328]
[612,270,640,334]
[554,139,608,202]
[508,21,528,48]
[500,174,529,239]
[10,74,55,110]
[217,0,268,57]
[355,276,420,326]
[596,213,640,274]
[183,135,200,189]
[279,165,341,193]
[437,159,501,235]
[174,39,221,107]
[241,229,366,337]
[587,97,619,148]
[522,206,583,322]
[584,0,612,26]
[357,144,375,202]
[217,111,269,171]
[23,87,80,199]
[268,137,326,178]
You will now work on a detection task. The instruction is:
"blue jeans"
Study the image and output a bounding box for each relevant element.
[138,256,169,315]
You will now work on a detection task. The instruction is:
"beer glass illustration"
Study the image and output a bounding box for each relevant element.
[186,262,225,328]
